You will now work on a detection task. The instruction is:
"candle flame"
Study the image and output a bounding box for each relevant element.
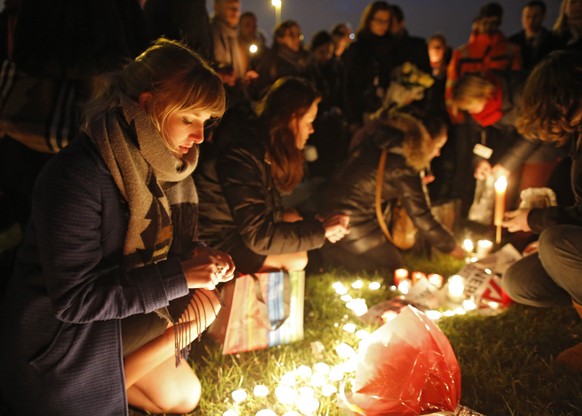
[494,175,507,192]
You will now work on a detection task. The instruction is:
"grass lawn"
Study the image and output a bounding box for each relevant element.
[188,252,582,416]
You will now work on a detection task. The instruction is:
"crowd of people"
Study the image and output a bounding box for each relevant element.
[0,0,581,414]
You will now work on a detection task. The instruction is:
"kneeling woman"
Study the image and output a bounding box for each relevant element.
[196,77,349,273]
[318,111,465,274]
[0,39,235,415]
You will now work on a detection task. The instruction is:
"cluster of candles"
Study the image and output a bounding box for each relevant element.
[223,356,357,415]
[462,238,494,263]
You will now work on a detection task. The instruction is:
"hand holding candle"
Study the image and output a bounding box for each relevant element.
[494,176,507,244]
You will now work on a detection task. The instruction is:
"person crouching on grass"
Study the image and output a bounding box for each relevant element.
[0,38,235,415]
[501,50,582,372]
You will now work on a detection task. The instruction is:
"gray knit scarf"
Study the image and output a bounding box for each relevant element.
[86,94,202,363]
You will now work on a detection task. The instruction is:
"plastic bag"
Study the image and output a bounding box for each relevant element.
[342,306,461,415]
[468,175,495,225]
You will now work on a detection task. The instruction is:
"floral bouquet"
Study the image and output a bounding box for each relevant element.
[382,61,435,110]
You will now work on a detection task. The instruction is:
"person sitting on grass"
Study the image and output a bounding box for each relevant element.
[502,50,582,372]
[196,76,349,274]
[0,38,235,415]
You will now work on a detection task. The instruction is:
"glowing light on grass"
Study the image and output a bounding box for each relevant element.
[314,362,330,374]
[443,310,455,317]
[231,389,247,403]
[310,372,326,387]
[447,275,465,301]
[321,384,338,397]
[296,396,320,415]
[297,365,312,379]
[332,282,348,295]
[343,323,357,333]
[275,385,297,404]
[223,409,239,416]
[282,412,301,416]
[255,409,277,416]
[345,298,368,316]
[463,297,478,311]
[253,384,269,397]
[298,386,315,398]
[280,371,297,386]
[368,281,381,290]
[329,366,345,381]
[454,307,467,315]
[340,294,352,302]
[335,342,356,359]
[426,310,443,320]
[381,310,398,323]
[351,279,363,289]
[356,329,370,339]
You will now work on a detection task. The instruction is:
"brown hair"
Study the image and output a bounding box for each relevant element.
[356,1,392,38]
[451,74,495,112]
[516,50,582,144]
[84,38,226,152]
[256,77,321,193]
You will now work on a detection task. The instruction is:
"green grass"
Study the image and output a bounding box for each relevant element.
[186,253,582,416]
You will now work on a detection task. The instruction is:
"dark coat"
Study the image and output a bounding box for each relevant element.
[196,118,326,269]
[509,28,564,71]
[528,134,582,232]
[319,119,457,258]
[0,134,189,415]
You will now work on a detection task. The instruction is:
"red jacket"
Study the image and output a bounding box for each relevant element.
[446,31,522,123]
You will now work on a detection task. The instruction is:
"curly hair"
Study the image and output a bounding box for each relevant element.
[516,50,582,145]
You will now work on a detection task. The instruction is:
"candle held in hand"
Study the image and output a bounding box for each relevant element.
[494,176,507,243]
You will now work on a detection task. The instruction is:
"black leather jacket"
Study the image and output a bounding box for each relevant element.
[320,120,457,254]
[196,120,326,256]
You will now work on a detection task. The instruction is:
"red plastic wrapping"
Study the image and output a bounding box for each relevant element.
[344,306,461,415]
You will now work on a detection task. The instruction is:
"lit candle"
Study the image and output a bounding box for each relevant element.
[476,239,493,257]
[447,275,465,301]
[397,279,411,294]
[368,281,381,290]
[427,273,444,288]
[462,238,474,253]
[394,268,409,285]
[253,385,269,397]
[411,271,426,285]
[256,409,277,416]
[494,176,507,244]
[231,389,248,404]
[351,279,363,289]
[249,43,258,54]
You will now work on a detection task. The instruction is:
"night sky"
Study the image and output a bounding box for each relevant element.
[218,0,562,49]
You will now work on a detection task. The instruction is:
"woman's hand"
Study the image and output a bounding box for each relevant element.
[502,208,531,233]
[322,213,350,243]
[181,247,235,290]
[474,160,492,180]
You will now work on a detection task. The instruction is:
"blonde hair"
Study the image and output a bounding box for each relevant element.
[84,38,226,150]
[451,74,495,111]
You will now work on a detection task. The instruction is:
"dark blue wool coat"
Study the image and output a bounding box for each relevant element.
[0,134,189,415]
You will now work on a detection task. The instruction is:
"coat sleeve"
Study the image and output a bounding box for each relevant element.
[33,146,189,324]
[394,166,457,253]
[216,146,326,255]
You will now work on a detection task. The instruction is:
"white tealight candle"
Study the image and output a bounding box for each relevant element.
[314,362,330,375]
[447,275,465,301]
[342,323,357,333]
[351,279,364,289]
[321,384,338,397]
[394,268,409,285]
[297,365,312,379]
[427,273,444,288]
[368,281,381,290]
[223,410,239,416]
[275,385,297,404]
[335,342,356,359]
[255,409,277,416]
[296,397,320,415]
[476,239,493,257]
[462,239,474,253]
[253,384,269,398]
[397,279,411,295]
[231,389,247,404]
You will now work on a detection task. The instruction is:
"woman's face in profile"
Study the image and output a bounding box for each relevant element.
[428,132,447,160]
[290,100,319,150]
[165,109,212,157]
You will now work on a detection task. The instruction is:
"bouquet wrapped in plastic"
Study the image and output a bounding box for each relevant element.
[342,306,462,415]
